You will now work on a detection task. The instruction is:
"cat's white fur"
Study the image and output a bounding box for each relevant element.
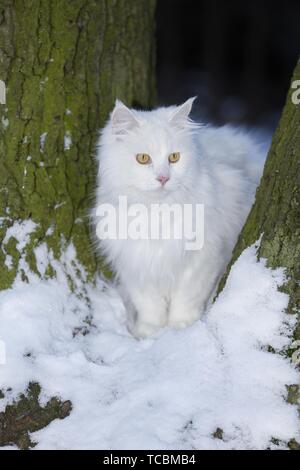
[94,98,265,337]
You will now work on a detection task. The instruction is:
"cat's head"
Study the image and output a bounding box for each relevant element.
[98,97,200,195]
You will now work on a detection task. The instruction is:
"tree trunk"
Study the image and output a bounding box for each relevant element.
[218,58,300,327]
[0,0,156,448]
[217,58,300,443]
[0,0,156,290]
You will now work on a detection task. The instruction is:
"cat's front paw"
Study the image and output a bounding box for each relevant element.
[168,319,195,330]
[168,308,200,330]
[128,321,161,339]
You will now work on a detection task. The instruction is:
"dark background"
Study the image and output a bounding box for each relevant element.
[156,0,300,128]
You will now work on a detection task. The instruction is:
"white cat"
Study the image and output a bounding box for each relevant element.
[94,97,265,338]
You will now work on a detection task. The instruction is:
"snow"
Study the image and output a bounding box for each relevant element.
[4,254,13,270]
[1,116,9,129]
[40,132,47,153]
[64,132,72,150]
[0,239,299,450]
[3,219,38,253]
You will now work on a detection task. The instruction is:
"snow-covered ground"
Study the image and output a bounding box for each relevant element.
[0,236,299,450]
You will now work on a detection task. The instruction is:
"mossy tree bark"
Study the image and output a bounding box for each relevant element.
[218,58,300,333]
[218,59,300,440]
[0,0,156,448]
[0,0,156,289]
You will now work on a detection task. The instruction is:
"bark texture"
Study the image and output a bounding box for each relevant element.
[218,59,300,442]
[0,0,156,289]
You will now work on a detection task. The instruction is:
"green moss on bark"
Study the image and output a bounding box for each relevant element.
[0,0,156,288]
[0,0,156,449]
[0,382,72,449]
[217,59,300,445]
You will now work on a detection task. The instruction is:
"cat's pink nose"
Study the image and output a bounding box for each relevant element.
[156,175,169,186]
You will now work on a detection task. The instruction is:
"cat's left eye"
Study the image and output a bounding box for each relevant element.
[169,152,180,163]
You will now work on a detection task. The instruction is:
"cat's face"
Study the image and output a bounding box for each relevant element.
[99,98,199,195]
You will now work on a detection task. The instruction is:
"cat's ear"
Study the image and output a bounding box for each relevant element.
[111,100,140,135]
[169,96,197,127]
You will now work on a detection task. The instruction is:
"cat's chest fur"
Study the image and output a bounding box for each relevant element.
[97,191,197,285]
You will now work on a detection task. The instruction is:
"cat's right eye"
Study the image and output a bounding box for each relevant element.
[136,153,151,165]
[169,152,181,163]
